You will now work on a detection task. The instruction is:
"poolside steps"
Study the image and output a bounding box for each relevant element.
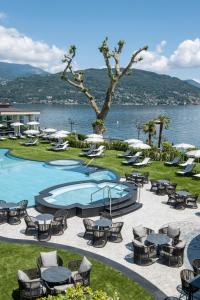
[103,197,142,218]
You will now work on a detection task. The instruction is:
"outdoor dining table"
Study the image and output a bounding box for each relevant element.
[131,172,142,177]
[0,202,18,209]
[95,218,112,229]
[189,274,200,300]
[41,266,72,285]
[157,179,170,186]
[176,190,190,197]
[35,213,54,223]
[146,233,170,255]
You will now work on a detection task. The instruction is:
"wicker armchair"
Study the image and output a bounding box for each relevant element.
[174,196,186,210]
[179,269,199,299]
[150,180,159,192]
[158,225,180,245]
[186,194,198,209]
[54,210,68,230]
[192,258,200,276]
[68,260,92,286]
[83,218,95,238]
[167,193,177,206]
[0,208,8,224]
[24,215,38,235]
[156,184,167,196]
[133,226,154,243]
[159,240,186,267]
[17,268,46,299]
[108,222,123,243]
[132,240,157,266]
[51,216,64,235]
[17,200,28,217]
[37,252,63,271]
[8,208,21,225]
[166,183,177,195]
[36,222,52,241]
[92,228,108,248]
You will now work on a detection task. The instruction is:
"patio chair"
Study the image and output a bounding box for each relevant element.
[54,209,68,230]
[80,144,96,156]
[165,156,181,166]
[133,157,151,167]
[133,225,154,244]
[159,225,180,246]
[174,195,186,210]
[179,269,199,299]
[24,215,38,235]
[150,180,159,193]
[167,193,177,206]
[50,141,69,151]
[159,240,186,267]
[51,216,64,235]
[132,239,157,266]
[122,152,141,165]
[8,208,21,225]
[17,200,28,217]
[117,149,132,158]
[166,183,177,195]
[156,184,167,196]
[179,157,195,167]
[192,259,200,276]
[0,208,8,224]
[186,194,198,209]
[36,222,52,242]
[176,164,196,176]
[24,139,38,146]
[108,222,123,243]
[87,145,105,158]
[133,175,146,187]
[9,134,17,139]
[83,218,96,238]
[17,268,46,299]
[92,228,108,248]
[68,256,92,286]
[37,251,63,274]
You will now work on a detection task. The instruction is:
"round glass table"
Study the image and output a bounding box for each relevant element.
[147,233,170,246]
[41,266,71,284]
[35,213,54,223]
[176,190,189,197]
[95,219,112,228]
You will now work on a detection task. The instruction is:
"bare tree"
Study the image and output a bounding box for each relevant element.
[61,38,148,134]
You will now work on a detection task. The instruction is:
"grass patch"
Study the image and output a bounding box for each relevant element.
[0,139,200,195]
[0,242,153,300]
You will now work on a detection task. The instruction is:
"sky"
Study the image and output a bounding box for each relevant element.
[0,0,200,81]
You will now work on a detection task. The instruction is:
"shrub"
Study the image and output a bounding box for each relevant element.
[41,284,119,300]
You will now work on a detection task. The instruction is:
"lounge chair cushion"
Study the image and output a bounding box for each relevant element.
[78,256,92,273]
[133,225,146,238]
[175,241,186,249]
[167,225,180,238]
[17,270,30,282]
[40,251,58,267]
[18,270,41,289]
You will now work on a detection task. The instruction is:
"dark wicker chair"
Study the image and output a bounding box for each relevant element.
[68,260,92,286]
[167,193,177,206]
[108,222,123,243]
[0,208,8,224]
[134,176,145,187]
[92,228,108,248]
[174,196,186,210]
[159,241,186,267]
[186,194,198,209]
[133,226,154,243]
[156,184,167,196]
[150,180,159,192]
[36,222,52,241]
[8,208,21,225]
[18,268,46,299]
[24,215,38,235]
[192,258,200,276]
[51,216,64,235]
[17,200,28,217]
[54,210,68,230]
[179,269,199,299]
[37,253,63,270]
[132,240,157,266]
[166,183,177,195]
[83,218,95,238]
[158,226,180,246]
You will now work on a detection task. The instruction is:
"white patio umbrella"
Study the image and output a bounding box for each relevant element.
[50,132,68,139]
[86,134,103,138]
[85,137,104,143]
[42,128,57,134]
[56,130,70,135]
[173,143,195,150]
[27,121,40,126]
[124,138,143,144]
[130,143,151,149]
[24,129,39,136]
[11,122,24,135]
[186,150,200,158]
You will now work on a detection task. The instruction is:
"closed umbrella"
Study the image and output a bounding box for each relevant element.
[24,129,39,136]
[124,138,143,144]
[43,128,57,134]
[173,143,195,150]
[130,143,151,149]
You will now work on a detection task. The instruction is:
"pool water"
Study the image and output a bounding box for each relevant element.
[44,182,128,206]
[0,149,117,206]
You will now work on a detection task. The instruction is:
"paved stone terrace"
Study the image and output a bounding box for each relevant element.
[1,183,200,299]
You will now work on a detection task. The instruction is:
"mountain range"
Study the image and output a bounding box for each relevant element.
[0,62,200,105]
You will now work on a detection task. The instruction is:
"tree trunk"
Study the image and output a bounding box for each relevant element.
[158,124,163,148]
[92,122,105,134]
[148,133,151,145]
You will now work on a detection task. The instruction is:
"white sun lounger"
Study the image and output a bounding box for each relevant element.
[179,158,194,167]
[24,139,39,146]
[133,157,151,167]
[51,141,69,151]
[87,145,105,157]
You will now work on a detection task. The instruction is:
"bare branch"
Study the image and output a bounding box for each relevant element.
[99,37,113,79]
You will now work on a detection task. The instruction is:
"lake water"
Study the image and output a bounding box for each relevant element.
[15,104,200,146]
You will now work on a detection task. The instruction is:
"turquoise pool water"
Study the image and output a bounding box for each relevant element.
[0,149,117,206]
[44,182,128,206]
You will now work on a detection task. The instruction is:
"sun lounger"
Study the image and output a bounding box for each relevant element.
[122,152,142,165]
[23,139,38,146]
[80,144,96,156]
[193,173,200,179]
[165,156,181,166]
[87,145,105,157]
[133,157,151,167]
[179,158,194,167]
[8,134,17,139]
[0,136,7,141]
[50,141,69,151]
[118,149,132,158]
[176,163,195,176]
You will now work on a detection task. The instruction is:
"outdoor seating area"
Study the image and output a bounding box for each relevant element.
[0,200,28,225]
[17,250,92,298]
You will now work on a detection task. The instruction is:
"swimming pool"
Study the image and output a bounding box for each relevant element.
[0,149,117,206]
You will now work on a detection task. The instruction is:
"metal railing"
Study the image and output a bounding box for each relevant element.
[90,185,111,203]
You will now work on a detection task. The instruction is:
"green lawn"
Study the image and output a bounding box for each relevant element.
[0,242,153,300]
[1,139,200,195]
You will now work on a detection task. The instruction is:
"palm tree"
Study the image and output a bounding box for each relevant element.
[143,120,156,145]
[155,115,170,148]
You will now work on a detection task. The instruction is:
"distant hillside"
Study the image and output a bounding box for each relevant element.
[0,68,200,105]
[185,79,200,89]
[0,62,48,80]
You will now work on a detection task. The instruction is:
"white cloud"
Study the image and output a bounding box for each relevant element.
[156,40,167,54]
[0,12,7,21]
[0,25,65,73]
[169,38,200,68]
